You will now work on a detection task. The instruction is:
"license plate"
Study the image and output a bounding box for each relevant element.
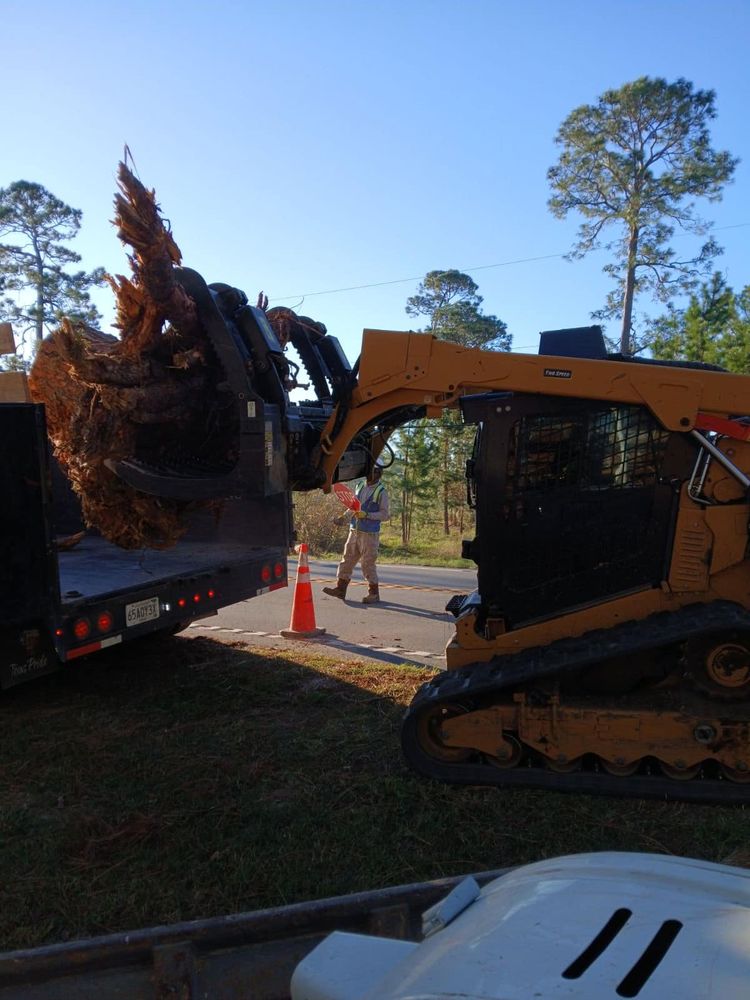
[125,596,160,627]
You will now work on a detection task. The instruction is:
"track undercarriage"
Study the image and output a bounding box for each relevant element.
[402,601,750,802]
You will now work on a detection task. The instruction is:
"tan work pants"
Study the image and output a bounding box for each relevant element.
[338,528,380,585]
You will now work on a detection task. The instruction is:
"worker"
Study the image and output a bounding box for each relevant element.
[323,464,390,605]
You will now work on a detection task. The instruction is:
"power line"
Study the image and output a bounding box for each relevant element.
[271,252,566,302]
[270,222,750,304]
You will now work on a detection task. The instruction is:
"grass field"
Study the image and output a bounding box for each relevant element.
[377,524,472,567]
[319,523,474,568]
[2,633,750,951]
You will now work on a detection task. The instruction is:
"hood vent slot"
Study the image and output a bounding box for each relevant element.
[616,919,682,997]
[562,908,683,996]
[563,907,632,979]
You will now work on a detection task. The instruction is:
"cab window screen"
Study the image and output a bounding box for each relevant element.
[506,405,670,496]
[495,403,675,622]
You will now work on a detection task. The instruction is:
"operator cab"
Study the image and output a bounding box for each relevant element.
[460,327,698,628]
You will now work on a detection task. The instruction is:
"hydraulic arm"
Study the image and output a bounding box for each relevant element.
[313,326,750,487]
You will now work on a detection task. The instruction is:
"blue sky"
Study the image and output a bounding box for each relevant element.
[3,0,749,361]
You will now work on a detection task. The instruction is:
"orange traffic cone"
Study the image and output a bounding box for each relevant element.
[280,543,326,639]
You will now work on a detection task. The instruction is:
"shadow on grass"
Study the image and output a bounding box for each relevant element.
[1,633,748,951]
[0,635,435,948]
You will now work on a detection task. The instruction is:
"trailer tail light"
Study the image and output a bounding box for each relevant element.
[96,611,113,633]
[176,590,214,609]
[274,562,284,579]
[73,618,91,641]
[261,564,272,583]
[54,628,64,638]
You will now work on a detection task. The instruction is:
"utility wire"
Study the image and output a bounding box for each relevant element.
[271,252,566,302]
[271,222,750,304]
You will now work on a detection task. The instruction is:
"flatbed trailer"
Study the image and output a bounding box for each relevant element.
[0,265,371,689]
[0,400,289,688]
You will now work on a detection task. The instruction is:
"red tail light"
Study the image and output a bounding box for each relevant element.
[96,611,113,633]
[261,565,272,583]
[178,597,187,608]
[73,618,91,640]
[274,562,284,579]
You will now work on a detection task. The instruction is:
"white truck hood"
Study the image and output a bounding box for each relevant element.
[292,851,750,999]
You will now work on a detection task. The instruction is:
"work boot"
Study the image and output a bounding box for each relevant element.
[323,578,350,600]
[362,585,380,605]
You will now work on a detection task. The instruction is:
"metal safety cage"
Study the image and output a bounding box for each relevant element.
[461,392,695,627]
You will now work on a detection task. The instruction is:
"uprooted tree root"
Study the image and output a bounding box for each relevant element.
[28,163,229,549]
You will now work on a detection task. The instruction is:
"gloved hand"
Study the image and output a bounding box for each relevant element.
[353,510,367,520]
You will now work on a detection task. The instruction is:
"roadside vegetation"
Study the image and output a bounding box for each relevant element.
[293,489,473,568]
[377,525,470,568]
[2,634,750,951]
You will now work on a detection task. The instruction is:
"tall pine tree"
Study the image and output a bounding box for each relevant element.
[0,181,105,350]
[548,77,736,354]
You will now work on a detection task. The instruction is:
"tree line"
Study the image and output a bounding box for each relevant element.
[2,77,746,548]
[2,76,740,368]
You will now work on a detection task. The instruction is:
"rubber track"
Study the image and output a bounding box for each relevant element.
[402,600,750,803]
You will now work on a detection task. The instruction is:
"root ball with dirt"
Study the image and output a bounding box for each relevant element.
[29,164,232,549]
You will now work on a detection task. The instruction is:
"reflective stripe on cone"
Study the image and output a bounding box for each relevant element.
[280,543,325,639]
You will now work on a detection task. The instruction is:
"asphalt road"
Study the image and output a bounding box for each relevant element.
[187,558,478,667]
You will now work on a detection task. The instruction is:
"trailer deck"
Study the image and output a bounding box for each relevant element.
[57,537,285,604]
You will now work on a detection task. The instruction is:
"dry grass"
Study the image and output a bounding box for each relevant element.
[1,634,749,950]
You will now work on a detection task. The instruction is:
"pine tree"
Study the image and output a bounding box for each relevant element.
[404,269,509,535]
[390,421,439,544]
[548,77,737,354]
[0,181,105,351]
[406,270,510,350]
[649,274,750,372]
